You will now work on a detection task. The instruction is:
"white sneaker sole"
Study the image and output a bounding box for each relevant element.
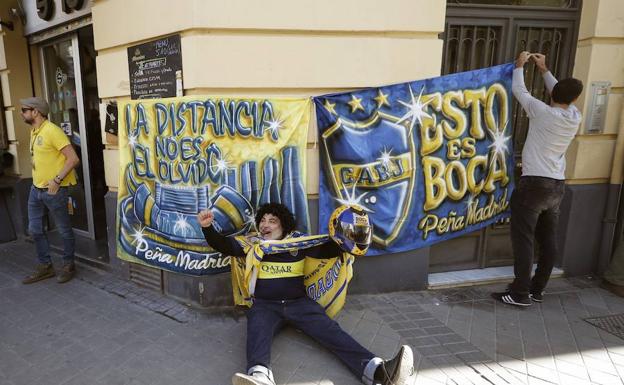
[232,373,265,385]
[529,294,543,303]
[392,345,415,384]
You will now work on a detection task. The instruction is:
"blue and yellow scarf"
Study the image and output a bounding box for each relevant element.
[231,232,355,318]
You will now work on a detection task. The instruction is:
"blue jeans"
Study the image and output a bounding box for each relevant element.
[246,297,375,379]
[28,186,75,265]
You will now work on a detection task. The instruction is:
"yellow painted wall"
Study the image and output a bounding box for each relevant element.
[567,0,624,183]
[92,0,447,195]
[0,3,35,178]
[4,0,621,191]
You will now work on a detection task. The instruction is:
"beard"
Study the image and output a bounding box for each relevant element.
[23,117,34,125]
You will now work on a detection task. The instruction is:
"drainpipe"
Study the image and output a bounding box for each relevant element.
[597,106,624,274]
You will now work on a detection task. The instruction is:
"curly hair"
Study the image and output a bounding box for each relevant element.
[255,203,296,237]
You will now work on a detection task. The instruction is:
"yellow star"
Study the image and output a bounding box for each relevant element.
[347,95,365,113]
[323,99,337,115]
[374,90,390,107]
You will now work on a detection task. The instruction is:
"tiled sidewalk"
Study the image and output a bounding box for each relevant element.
[2,238,624,385]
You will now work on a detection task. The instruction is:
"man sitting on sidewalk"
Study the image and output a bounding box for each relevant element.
[198,202,414,385]
[493,52,583,307]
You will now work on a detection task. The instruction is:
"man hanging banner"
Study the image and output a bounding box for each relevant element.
[117,96,310,275]
[314,63,515,255]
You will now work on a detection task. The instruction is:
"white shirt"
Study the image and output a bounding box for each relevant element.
[512,68,582,180]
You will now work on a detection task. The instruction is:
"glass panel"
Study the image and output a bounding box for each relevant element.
[42,39,89,232]
[452,0,573,6]
[78,26,107,239]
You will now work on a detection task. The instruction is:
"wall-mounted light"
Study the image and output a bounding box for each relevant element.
[10,1,28,27]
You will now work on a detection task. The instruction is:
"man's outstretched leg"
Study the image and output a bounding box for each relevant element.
[288,297,414,385]
[233,300,284,385]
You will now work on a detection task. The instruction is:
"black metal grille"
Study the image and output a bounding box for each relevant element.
[585,314,624,340]
[441,4,581,163]
[129,262,163,292]
[443,25,501,74]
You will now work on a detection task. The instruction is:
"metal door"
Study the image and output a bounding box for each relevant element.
[430,0,582,272]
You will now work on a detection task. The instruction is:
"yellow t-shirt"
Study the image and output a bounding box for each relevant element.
[30,120,77,188]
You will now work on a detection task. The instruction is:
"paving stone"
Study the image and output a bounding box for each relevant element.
[455,351,493,364]
[527,376,557,385]
[444,342,479,354]
[581,354,619,376]
[556,372,592,385]
[608,350,624,366]
[422,326,454,336]
[587,368,624,385]
[497,353,528,375]
[471,361,528,385]
[433,333,465,345]
[414,319,441,328]
[417,357,450,382]
[526,361,559,383]
[614,364,624,381]
[405,336,439,348]
[496,335,525,360]
[522,343,553,358]
[402,311,436,321]
[554,358,589,381]
[416,345,452,358]
[446,318,471,339]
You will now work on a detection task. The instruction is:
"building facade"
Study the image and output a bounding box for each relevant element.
[0,0,622,306]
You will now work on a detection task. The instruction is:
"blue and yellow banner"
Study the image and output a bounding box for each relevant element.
[117,96,310,275]
[314,63,515,255]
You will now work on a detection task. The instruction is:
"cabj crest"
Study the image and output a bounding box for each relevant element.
[321,111,416,247]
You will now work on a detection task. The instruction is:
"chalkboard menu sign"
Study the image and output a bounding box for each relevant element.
[128,34,182,99]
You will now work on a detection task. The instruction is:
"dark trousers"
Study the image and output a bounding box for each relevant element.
[509,176,565,296]
[246,297,375,378]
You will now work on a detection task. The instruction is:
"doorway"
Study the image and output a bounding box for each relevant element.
[39,26,106,259]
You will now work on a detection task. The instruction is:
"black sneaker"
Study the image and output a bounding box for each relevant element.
[529,291,544,302]
[374,345,414,385]
[491,291,531,307]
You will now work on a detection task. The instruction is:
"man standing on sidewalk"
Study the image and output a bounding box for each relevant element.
[20,97,80,284]
[492,52,583,307]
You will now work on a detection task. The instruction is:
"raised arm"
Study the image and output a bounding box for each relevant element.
[532,53,557,93]
[512,51,550,119]
[197,209,246,257]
